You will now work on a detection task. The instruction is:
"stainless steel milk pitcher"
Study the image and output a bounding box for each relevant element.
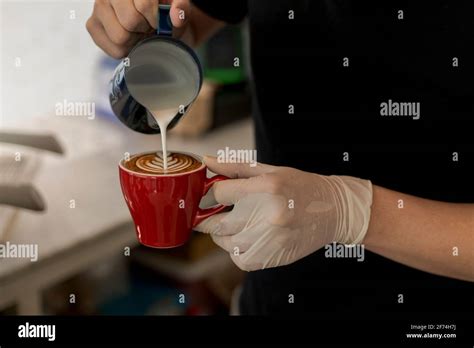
[109,4,203,134]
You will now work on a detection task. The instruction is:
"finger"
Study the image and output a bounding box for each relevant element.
[211,235,233,253]
[97,1,142,46]
[230,253,262,272]
[170,0,190,39]
[134,0,160,29]
[86,17,130,59]
[212,174,285,205]
[170,0,190,28]
[110,0,152,33]
[212,234,252,254]
[212,177,266,205]
[193,212,228,234]
[203,155,276,179]
[229,226,280,271]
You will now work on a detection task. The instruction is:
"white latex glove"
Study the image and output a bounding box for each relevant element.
[195,156,373,271]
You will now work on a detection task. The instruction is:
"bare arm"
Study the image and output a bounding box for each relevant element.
[364,185,474,282]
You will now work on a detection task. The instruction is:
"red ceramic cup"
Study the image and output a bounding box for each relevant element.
[119,151,228,248]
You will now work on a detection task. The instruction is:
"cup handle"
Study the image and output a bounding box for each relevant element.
[193,175,229,227]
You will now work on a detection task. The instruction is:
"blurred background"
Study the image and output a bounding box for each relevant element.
[0,0,253,315]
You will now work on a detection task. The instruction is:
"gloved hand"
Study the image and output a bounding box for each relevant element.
[195,156,373,271]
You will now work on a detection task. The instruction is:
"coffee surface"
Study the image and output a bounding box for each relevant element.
[124,152,202,175]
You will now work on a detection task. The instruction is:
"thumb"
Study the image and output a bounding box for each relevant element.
[203,155,275,179]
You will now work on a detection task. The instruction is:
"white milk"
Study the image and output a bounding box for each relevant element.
[150,107,176,170]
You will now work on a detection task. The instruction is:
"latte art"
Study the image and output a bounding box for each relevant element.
[136,153,196,173]
[125,152,202,175]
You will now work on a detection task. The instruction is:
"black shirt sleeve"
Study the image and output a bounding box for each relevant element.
[192,0,247,24]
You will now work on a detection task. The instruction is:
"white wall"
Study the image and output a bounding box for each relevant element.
[1,0,103,127]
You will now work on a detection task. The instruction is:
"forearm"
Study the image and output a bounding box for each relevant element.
[363,185,474,282]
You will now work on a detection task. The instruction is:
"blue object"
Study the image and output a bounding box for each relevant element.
[157,4,172,37]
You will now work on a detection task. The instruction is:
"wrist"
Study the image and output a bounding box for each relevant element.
[327,175,373,245]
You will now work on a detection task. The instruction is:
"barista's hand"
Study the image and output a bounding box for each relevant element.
[195,156,373,271]
[86,0,191,58]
